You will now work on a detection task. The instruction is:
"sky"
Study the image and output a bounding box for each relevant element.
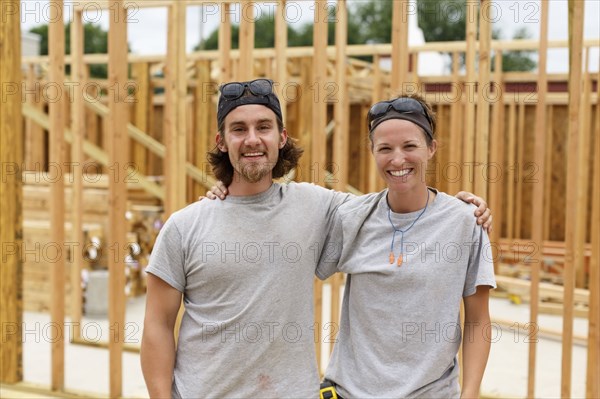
[18,0,600,73]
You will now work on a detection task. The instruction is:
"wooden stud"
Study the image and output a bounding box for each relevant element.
[195,60,212,198]
[506,102,516,241]
[0,0,23,384]
[515,102,525,238]
[528,2,549,396]
[474,0,491,198]
[448,52,462,195]
[107,1,129,396]
[25,64,44,170]
[132,62,150,175]
[69,8,85,342]
[296,57,313,183]
[543,106,554,241]
[48,0,66,391]
[275,0,287,121]
[575,47,592,288]
[586,65,600,399]
[391,0,409,93]
[463,0,478,193]
[312,0,328,187]
[218,3,232,83]
[165,2,188,215]
[333,0,349,193]
[238,0,255,81]
[368,55,383,193]
[562,1,585,396]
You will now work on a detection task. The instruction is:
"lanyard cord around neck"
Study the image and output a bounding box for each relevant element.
[387,188,430,266]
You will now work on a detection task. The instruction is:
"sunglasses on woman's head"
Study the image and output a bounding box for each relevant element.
[367,97,433,128]
[219,79,274,101]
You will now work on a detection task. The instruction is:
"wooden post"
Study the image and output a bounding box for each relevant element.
[448,52,462,195]
[575,47,592,288]
[108,1,129,396]
[474,0,491,198]
[463,0,478,193]
[506,102,516,241]
[219,2,232,83]
[165,1,187,215]
[0,0,23,384]
[586,67,600,399]
[48,0,66,391]
[368,55,383,193]
[488,51,504,275]
[132,62,150,175]
[239,0,255,81]
[275,0,287,121]
[515,102,525,238]
[312,0,328,187]
[195,60,212,198]
[70,8,85,341]
[528,2,549,396]
[562,1,585,396]
[543,106,554,241]
[25,64,44,170]
[391,0,409,93]
[330,0,348,346]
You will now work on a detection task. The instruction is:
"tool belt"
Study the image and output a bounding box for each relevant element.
[320,380,343,399]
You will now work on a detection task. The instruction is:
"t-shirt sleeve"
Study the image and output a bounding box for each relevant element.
[145,216,186,292]
[463,225,497,297]
[315,210,344,280]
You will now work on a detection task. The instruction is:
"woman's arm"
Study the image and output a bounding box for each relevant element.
[141,274,183,398]
[461,285,492,399]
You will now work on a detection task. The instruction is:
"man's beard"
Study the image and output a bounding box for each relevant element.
[239,162,271,183]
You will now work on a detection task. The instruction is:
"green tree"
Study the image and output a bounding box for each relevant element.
[496,27,536,72]
[30,22,127,78]
[195,9,363,51]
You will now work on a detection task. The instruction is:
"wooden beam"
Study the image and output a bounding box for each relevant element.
[218,2,232,83]
[562,1,585,396]
[275,0,287,121]
[165,2,188,215]
[107,1,128,396]
[48,0,66,391]
[69,9,85,342]
[312,0,328,187]
[586,64,600,399]
[0,0,23,384]
[528,2,549,396]
[132,62,150,175]
[238,0,255,81]
[333,0,349,193]
[448,52,462,195]
[474,0,491,198]
[506,102,516,240]
[463,0,478,193]
[391,0,409,92]
[515,102,525,237]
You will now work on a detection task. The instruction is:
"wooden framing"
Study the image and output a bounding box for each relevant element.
[462,0,478,193]
[239,0,255,80]
[0,0,23,384]
[474,0,491,198]
[7,1,600,397]
[69,8,85,342]
[391,0,409,93]
[48,0,66,391]
[562,1,585,396]
[107,1,129,396]
[528,2,549,396]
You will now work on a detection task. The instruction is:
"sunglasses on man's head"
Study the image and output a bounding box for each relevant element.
[367,97,433,127]
[219,79,274,101]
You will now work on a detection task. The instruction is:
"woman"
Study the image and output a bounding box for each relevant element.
[316,94,496,399]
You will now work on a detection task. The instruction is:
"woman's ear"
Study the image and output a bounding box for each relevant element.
[428,139,438,159]
[216,133,227,152]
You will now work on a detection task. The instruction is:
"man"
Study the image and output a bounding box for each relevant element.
[140,79,491,398]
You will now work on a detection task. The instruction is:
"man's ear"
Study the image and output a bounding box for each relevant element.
[216,133,227,152]
[279,128,288,149]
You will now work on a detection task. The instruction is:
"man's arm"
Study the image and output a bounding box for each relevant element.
[141,274,183,398]
[461,286,492,399]
[455,191,492,232]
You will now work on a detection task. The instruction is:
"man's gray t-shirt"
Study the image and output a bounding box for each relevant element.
[146,182,349,399]
[316,189,496,398]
